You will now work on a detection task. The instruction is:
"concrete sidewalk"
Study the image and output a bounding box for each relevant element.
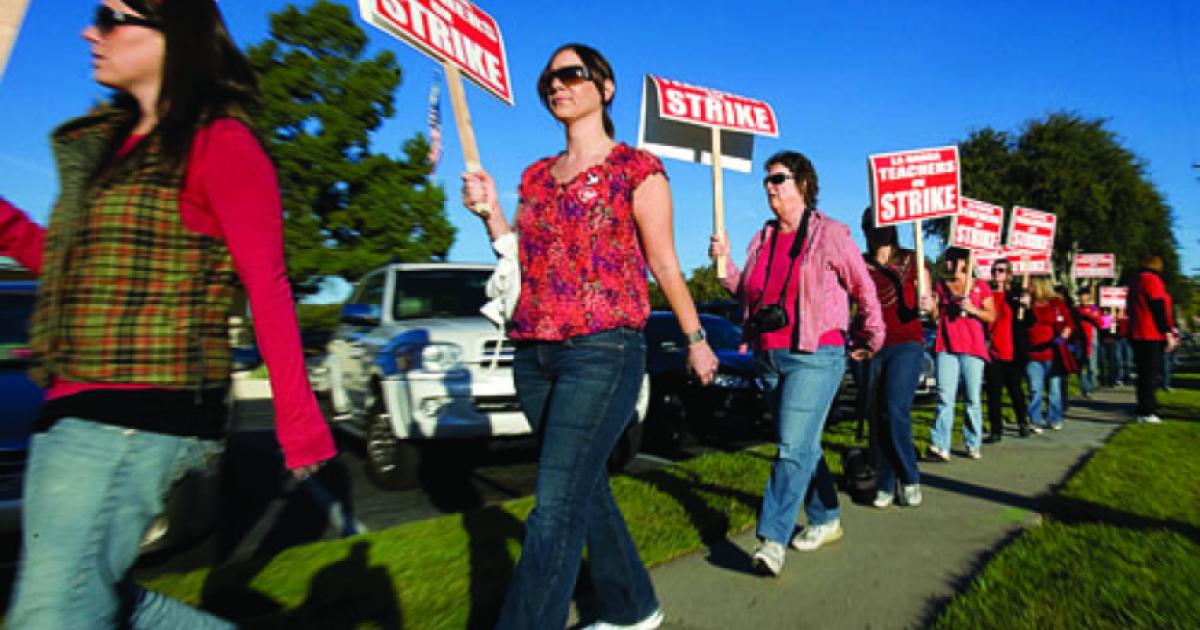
[633,387,1135,630]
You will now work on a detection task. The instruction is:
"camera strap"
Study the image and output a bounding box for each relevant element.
[751,211,811,315]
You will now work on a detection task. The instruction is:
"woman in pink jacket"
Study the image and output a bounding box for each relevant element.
[710,151,884,577]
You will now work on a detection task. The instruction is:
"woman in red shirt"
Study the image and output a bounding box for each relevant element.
[1025,277,1073,430]
[928,248,995,460]
[461,44,717,630]
[0,2,333,627]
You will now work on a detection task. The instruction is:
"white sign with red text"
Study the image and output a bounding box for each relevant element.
[1007,206,1057,253]
[1099,286,1128,309]
[650,76,778,137]
[358,0,513,105]
[1073,253,1116,279]
[869,146,961,227]
[951,197,1005,251]
[974,247,1051,277]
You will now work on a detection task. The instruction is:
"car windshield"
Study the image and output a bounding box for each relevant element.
[0,292,34,359]
[392,270,493,320]
[702,317,743,351]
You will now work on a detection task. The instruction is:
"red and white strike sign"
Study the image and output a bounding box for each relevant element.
[869,146,961,227]
[1073,253,1116,279]
[1007,206,1056,253]
[951,197,1005,251]
[975,247,1051,277]
[1099,286,1128,309]
[650,76,778,137]
[359,0,513,105]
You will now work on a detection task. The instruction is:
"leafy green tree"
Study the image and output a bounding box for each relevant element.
[951,113,1181,292]
[248,1,454,284]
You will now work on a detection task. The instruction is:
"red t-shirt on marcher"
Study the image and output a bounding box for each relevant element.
[1028,298,1072,362]
[1129,271,1173,341]
[865,251,924,348]
[989,288,1015,361]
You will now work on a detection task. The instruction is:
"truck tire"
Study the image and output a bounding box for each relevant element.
[365,399,420,490]
[607,413,643,473]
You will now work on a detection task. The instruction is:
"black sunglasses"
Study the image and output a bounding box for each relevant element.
[993,267,1011,274]
[94,6,161,35]
[539,65,593,94]
[763,172,794,187]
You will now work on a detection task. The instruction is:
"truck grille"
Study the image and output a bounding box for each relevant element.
[473,395,522,414]
[479,339,515,367]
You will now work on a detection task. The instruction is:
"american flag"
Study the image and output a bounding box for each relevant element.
[426,74,442,176]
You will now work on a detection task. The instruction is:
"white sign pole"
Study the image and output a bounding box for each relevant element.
[0,0,30,83]
[443,63,490,218]
[913,220,927,309]
[711,127,727,280]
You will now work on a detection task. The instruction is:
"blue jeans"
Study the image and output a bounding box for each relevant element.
[1114,338,1133,383]
[497,328,656,630]
[932,353,985,452]
[1080,337,1098,395]
[1026,360,1063,427]
[8,418,231,629]
[755,346,845,545]
[867,342,923,492]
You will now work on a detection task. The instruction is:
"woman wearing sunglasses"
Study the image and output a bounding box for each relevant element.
[708,152,883,577]
[0,2,335,627]
[461,43,717,630]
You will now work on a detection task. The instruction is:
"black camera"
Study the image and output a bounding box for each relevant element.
[746,303,789,337]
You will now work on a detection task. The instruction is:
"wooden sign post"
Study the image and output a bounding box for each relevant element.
[637,76,779,280]
[868,145,962,312]
[358,0,513,217]
[0,0,30,83]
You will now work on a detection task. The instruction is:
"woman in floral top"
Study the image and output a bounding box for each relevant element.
[462,43,717,630]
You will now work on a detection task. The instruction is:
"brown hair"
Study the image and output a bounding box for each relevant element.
[537,43,615,138]
[764,151,819,209]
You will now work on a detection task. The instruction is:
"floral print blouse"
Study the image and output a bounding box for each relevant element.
[510,143,665,341]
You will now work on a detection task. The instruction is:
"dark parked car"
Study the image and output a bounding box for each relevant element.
[0,280,225,554]
[642,312,769,451]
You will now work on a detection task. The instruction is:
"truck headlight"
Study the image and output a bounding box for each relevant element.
[396,342,464,373]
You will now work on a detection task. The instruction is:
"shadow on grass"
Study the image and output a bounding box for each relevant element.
[637,468,761,575]
[199,540,402,630]
[462,505,525,630]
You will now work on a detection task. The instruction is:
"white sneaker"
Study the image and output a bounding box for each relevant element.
[1029,425,1044,435]
[581,609,665,630]
[1140,415,1163,424]
[790,521,844,552]
[899,484,923,507]
[753,540,786,576]
[966,448,982,459]
[873,490,894,509]
[927,445,951,462]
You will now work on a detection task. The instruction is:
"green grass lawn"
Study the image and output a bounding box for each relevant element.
[934,364,1200,629]
[138,387,970,628]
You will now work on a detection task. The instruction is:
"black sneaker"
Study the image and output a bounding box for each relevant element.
[983,435,1002,444]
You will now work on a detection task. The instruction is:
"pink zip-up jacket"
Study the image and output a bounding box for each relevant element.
[721,212,885,353]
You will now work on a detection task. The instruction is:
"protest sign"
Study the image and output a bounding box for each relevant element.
[868,145,961,305]
[1007,206,1057,253]
[868,146,961,227]
[974,247,1051,278]
[359,0,511,216]
[951,197,1005,252]
[1073,253,1116,279]
[359,0,512,104]
[638,75,778,278]
[1099,286,1128,309]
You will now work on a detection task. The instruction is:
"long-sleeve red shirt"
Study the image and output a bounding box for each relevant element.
[0,119,334,469]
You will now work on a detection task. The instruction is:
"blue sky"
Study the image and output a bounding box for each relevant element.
[2,1,1197,300]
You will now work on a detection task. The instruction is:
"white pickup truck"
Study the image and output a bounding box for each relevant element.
[320,263,648,488]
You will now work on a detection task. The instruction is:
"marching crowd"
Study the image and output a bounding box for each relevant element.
[0,1,1183,628]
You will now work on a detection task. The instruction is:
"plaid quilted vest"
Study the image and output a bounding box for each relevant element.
[28,107,238,388]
